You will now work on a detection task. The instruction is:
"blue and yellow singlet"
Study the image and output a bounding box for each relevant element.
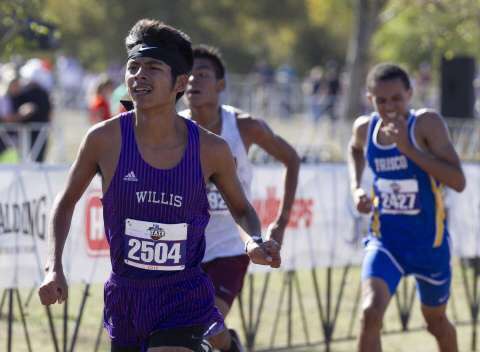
[366,111,447,249]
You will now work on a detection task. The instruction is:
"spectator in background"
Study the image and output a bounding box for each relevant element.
[89,75,114,124]
[10,65,52,162]
[19,58,55,93]
[56,55,85,108]
[0,64,19,122]
[276,62,297,118]
[251,59,275,116]
[322,61,341,120]
[303,66,325,122]
[0,65,21,157]
[0,88,12,122]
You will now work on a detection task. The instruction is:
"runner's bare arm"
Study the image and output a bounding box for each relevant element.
[400,110,465,192]
[204,134,261,237]
[200,130,280,267]
[239,117,300,245]
[348,115,370,191]
[39,126,104,305]
[47,127,106,270]
[347,115,372,213]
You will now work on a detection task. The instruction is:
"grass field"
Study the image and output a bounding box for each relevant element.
[1,262,478,352]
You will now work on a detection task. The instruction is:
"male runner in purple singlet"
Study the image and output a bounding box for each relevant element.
[38,19,280,352]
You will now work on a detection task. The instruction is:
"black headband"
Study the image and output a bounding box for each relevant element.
[127,45,189,75]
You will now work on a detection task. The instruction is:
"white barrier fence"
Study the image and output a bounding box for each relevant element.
[0,163,479,289]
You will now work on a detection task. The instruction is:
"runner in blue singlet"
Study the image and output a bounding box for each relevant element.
[348,63,465,352]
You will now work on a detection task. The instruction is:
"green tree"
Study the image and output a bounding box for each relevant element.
[34,0,353,73]
[373,0,480,72]
[1,0,58,57]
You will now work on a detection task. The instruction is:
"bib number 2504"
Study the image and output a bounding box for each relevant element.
[123,218,187,271]
[127,239,181,264]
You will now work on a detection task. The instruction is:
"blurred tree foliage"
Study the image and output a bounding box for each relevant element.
[373,0,480,73]
[1,0,59,56]
[3,0,480,76]
[36,0,352,73]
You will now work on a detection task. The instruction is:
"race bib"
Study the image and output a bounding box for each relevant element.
[206,182,229,214]
[376,178,421,215]
[124,218,187,271]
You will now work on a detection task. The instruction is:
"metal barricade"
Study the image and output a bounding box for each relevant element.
[0,122,51,162]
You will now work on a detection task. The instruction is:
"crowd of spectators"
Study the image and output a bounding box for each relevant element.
[0,55,439,163]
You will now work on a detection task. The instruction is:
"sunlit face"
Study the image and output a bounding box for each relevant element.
[186,58,224,108]
[125,57,180,109]
[367,78,412,122]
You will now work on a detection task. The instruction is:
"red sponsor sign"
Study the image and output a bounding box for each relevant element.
[85,190,109,256]
[253,187,313,229]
